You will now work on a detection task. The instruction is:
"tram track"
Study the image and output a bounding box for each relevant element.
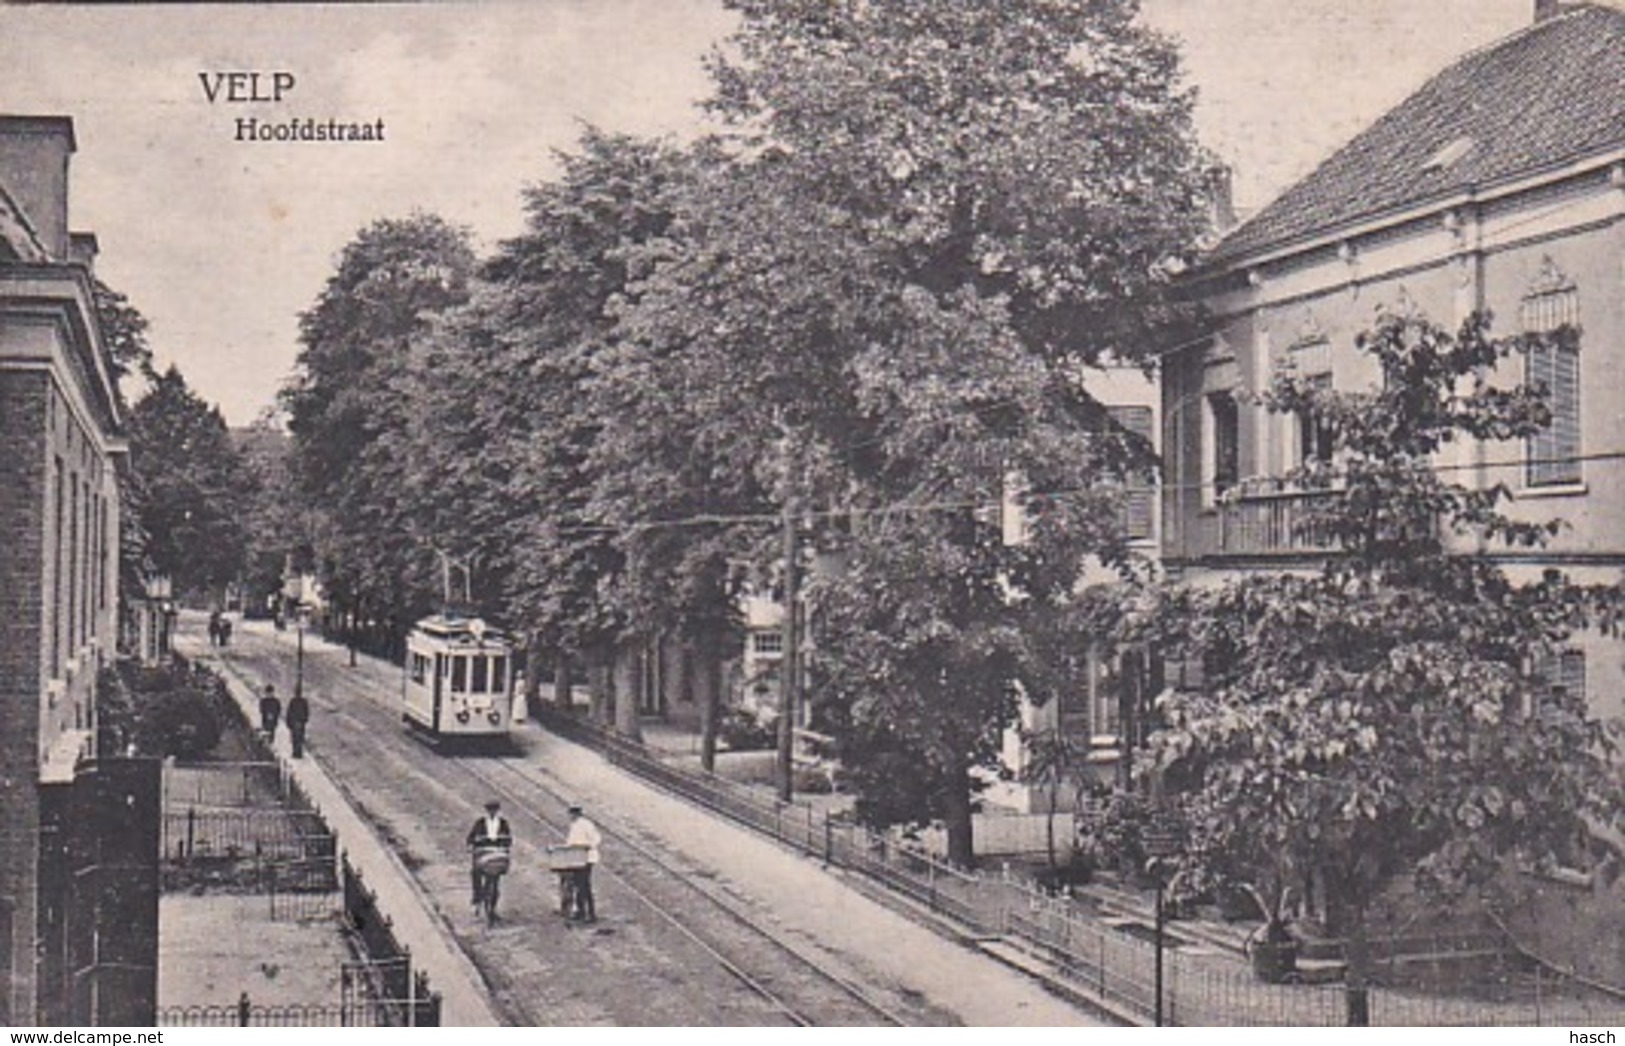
[204,625,926,1026]
[459,753,913,1027]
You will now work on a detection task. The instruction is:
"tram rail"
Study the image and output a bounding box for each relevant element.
[204,628,922,1026]
[458,754,913,1027]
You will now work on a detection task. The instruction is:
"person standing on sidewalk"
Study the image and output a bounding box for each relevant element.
[286,690,310,758]
[564,804,601,922]
[259,684,282,740]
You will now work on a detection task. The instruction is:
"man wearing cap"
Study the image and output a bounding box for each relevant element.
[563,804,601,922]
[466,800,513,913]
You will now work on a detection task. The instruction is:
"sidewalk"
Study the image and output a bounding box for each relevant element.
[229,619,1106,1025]
[179,626,502,1027]
[527,728,1105,1025]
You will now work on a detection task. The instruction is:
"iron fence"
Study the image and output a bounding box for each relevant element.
[340,854,440,1025]
[159,1000,350,1027]
[537,704,1625,1027]
[163,761,288,808]
[157,987,434,1027]
[162,806,336,864]
[267,857,341,921]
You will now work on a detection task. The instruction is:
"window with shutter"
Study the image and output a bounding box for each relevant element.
[1520,261,1581,487]
[1106,404,1155,540]
[1292,369,1336,468]
[1205,392,1239,502]
[1533,647,1587,713]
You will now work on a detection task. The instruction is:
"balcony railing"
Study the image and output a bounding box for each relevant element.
[1214,479,1339,556]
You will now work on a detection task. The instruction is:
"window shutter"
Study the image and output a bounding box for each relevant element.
[1521,281,1581,487]
[1559,649,1587,704]
[1107,405,1155,540]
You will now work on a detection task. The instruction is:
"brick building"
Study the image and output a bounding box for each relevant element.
[1162,3,1625,981]
[0,115,158,1025]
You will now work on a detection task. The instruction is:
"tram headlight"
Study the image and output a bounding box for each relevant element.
[456,710,471,724]
[488,710,501,725]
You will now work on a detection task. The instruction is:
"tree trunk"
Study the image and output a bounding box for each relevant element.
[695,648,721,773]
[613,638,643,742]
[524,632,544,712]
[662,634,689,712]
[1045,778,1059,868]
[1343,902,1371,1026]
[588,657,611,725]
[943,760,975,869]
[554,657,575,711]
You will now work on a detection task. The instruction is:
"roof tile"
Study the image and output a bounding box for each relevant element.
[1209,3,1625,264]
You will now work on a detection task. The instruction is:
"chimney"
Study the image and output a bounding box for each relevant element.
[69,231,99,272]
[1205,164,1237,235]
[0,115,76,261]
[1535,0,1563,21]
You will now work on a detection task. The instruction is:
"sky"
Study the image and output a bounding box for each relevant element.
[0,0,1537,424]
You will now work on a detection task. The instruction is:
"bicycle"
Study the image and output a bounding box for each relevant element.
[471,846,510,926]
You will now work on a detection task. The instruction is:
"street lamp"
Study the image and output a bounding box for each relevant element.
[294,608,305,701]
[1142,823,1184,1027]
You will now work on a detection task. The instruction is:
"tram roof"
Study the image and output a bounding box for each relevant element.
[410,614,510,647]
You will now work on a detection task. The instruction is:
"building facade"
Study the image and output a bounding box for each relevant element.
[990,362,1162,816]
[0,114,157,1025]
[1162,2,1625,980]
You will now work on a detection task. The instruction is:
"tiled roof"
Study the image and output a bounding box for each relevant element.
[1208,3,1625,265]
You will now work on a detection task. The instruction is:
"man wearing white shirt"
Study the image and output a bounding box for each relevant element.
[563,804,601,922]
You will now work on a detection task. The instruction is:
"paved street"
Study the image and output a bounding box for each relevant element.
[193,615,1105,1027]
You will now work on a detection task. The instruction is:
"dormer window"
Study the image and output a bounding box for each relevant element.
[1422,136,1476,173]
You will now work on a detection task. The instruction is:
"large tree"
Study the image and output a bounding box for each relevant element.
[92,279,158,611]
[1135,310,1623,1021]
[645,0,1211,863]
[415,131,711,732]
[125,366,251,600]
[234,410,316,611]
[283,213,477,651]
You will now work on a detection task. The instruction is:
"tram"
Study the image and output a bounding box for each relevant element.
[402,614,515,745]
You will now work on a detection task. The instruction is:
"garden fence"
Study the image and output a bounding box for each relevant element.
[537,704,1625,1027]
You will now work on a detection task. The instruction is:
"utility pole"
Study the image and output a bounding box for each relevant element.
[294,612,305,702]
[776,491,800,804]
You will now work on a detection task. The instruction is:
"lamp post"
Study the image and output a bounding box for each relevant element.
[1142,823,1184,1027]
[294,609,305,701]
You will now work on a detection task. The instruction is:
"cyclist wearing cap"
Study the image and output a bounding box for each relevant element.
[466,800,513,915]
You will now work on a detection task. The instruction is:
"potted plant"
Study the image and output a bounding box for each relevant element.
[1241,881,1300,983]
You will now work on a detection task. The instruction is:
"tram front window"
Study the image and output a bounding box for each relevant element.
[451,655,468,693]
[491,656,507,694]
[472,656,488,694]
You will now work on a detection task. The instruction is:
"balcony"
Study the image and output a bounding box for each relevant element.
[1213,478,1339,557]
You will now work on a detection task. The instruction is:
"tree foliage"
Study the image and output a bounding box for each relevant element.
[274,2,1210,863]
[283,214,477,640]
[682,0,1209,863]
[1134,310,1623,979]
[125,366,250,599]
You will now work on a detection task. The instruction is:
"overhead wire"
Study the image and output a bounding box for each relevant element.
[545,446,1625,539]
[540,185,1620,540]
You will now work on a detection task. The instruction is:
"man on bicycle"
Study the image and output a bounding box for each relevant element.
[466,799,513,917]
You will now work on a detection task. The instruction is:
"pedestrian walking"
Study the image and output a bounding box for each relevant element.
[208,609,222,647]
[259,683,282,740]
[219,616,233,647]
[564,804,602,922]
[286,691,310,758]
